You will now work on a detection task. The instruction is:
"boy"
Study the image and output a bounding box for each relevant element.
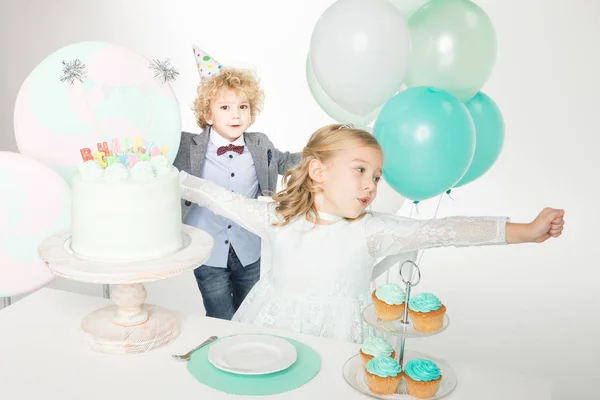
[174,60,301,320]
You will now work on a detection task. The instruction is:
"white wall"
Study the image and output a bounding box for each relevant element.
[0,0,598,398]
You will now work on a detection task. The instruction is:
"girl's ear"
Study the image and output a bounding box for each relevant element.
[308,159,324,184]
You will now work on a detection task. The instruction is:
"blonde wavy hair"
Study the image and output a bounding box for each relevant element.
[273,124,382,227]
[192,67,265,130]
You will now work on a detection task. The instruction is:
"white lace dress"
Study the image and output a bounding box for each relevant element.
[179,172,508,344]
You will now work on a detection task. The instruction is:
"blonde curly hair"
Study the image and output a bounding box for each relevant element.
[273,124,382,226]
[192,67,265,130]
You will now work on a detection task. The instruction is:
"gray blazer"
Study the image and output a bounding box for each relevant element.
[173,128,302,221]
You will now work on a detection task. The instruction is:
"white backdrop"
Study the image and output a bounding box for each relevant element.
[0,0,598,398]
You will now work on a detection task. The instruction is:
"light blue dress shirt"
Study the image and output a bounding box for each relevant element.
[185,128,261,268]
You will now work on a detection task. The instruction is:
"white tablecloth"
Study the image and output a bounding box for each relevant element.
[0,289,552,399]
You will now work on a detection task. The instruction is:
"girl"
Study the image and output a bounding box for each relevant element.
[179,124,565,343]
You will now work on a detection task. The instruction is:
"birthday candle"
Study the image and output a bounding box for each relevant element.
[150,146,161,157]
[160,146,170,157]
[106,155,119,166]
[133,137,144,152]
[80,148,93,162]
[121,137,132,153]
[93,151,107,168]
[144,140,154,155]
[128,153,140,168]
[97,141,110,156]
[118,155,128,166]
[111,138,122,155]
[140,154,150,162]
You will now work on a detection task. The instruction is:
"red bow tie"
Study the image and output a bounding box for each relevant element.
[217,144,244,156]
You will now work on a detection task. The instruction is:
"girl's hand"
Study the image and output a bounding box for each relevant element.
[506,208,565,244]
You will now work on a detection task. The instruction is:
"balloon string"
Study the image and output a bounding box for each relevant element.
[411,202,419,217]
[415,194,444,266]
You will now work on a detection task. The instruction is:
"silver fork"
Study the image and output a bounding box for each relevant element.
[172,336,218,361]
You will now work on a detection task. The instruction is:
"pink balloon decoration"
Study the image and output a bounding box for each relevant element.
[0,152,71,296]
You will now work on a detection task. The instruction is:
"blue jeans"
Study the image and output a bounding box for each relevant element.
[193,245,260,320]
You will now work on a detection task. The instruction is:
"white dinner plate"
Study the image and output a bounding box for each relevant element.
[208,334,297,375]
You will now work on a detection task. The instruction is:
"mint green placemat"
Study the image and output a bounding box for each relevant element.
[187,334,321,396]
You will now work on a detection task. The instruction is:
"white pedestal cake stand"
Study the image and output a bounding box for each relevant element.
[38,225,213,355]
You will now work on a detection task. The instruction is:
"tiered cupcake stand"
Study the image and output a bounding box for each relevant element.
[38,225,213,355]
[342,261,458,399]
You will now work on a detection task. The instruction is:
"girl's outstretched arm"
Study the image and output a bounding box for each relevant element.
[179,171,274,239]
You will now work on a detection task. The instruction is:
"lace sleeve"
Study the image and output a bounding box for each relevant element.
[365,212,509,259]
[179,170,274,239]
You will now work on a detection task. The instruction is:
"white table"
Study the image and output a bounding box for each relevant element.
[0,289,552,399]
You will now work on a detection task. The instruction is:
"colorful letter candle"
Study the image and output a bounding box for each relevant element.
[111,138,122,155]
[93,151,107,167]
[118,155,128,166]
[144,140,154,154]
[133,137,144,152]
[160,146,170,157]
[97,142,110,156]
[80,148,93,162]
[106,155,119,166]
[128,153,140,167]
[140,154,150,162]
[150,146,161,157]
[121,137,132,153]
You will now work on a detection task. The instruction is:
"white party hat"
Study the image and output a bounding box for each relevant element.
[193,45,223,79]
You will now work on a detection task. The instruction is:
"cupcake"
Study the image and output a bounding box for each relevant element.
[359,336,396,368]
[403,358,442,399]
[365,356,402,395]
[408,293,446,332]
[371,283,407,321]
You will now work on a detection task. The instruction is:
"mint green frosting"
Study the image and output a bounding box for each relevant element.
[375,283,406,305]
[361,336,393,357]
[366,356,402,378]
[408,293,442,312]
[404,359,441,382]
[103,163,129,182]
[78,160,104,180]
[150,155,173,176]
[130,161,156,180]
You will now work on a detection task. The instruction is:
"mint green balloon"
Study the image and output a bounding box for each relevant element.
[454,92,504,188]
[406,0,497,102]
[373,87,475,201]
[306,55,380,127]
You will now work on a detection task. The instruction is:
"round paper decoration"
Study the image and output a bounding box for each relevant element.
[13,41,182,184]
[0,152,71,296]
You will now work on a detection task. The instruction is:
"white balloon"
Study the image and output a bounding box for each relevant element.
[387,0,432,19]
[309,0,410,116]
[370,177,405,214]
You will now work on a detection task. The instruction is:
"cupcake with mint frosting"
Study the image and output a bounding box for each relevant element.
[408,293,446,332]
[371,283,407,320]
[359,336,396,368]
[403,358,442,398]
[365,356,402,395]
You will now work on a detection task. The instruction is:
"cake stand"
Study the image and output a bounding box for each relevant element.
[38,225,214,355]
[343,261,458,399]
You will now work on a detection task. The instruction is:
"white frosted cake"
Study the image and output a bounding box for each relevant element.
[70,139,183,262]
